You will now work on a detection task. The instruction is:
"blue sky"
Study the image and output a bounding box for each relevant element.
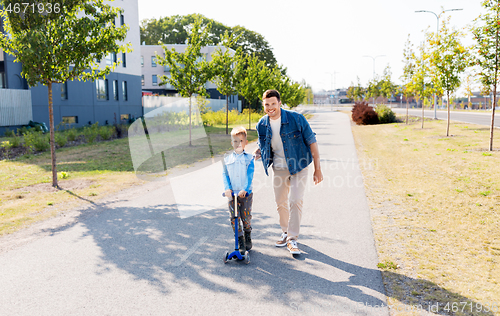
[138,0,483,93]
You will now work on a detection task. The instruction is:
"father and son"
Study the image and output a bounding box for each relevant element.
[222,89,323,255]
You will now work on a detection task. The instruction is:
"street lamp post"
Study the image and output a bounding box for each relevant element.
[363,55,386,79]
[415,8,463,119]
[363,55,385,105]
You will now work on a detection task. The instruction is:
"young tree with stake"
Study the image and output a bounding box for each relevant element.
[0,0,130,187]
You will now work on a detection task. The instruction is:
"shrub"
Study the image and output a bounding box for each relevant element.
[55,132,68,147]
[66,128,79,142]
[9,134,21,148]
[375,105,396,123]
[3,128,14,137]
[83,123,99,143]
[351,101,379,125]
[98,126,115,140]
[1,140,13,159]
[24,130,49,152]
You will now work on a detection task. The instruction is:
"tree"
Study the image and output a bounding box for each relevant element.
[366,76,381,105]
[379,65,398,104]
[347,77,365,102]
[211,31,240,134]
[236,53,269,130]
[410,41,433,128]
[301,79,314,104]
[157,17,213,146]
[0,0,129,187]
[140,14,277,67]
[472,0,500,150]
[463,72,475,109]
[401,36,415,124]
[428,17,469,136]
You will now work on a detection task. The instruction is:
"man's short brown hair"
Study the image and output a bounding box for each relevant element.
[262,89,280,102]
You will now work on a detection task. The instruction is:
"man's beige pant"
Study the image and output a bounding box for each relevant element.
[272,166,308,241]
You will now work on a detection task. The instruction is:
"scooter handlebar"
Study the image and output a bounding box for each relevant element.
[222,191,249,197]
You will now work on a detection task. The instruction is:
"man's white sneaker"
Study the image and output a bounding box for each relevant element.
[287,240,301,255]
[275,232,287,247]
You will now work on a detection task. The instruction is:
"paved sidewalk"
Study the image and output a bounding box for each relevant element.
[0,109,389,316]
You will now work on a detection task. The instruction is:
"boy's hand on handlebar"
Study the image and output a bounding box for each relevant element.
[225,189,233,198]
[238,190,247,198]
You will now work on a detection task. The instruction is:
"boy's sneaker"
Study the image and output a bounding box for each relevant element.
[275,232,287,247]
[287,240,301,255]
[244,231,252,250]
[238,235,246,255]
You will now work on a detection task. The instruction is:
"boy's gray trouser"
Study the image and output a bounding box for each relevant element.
[228,193,252,237]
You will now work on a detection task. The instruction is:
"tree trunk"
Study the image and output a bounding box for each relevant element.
[490,86,496,151]
[249,99,254,130]
[406,98,409,125]
[189,95,192,146]
[446,92,451,137]
[226,95,229,135]
[421,97,424,129]
[48,81,58,187]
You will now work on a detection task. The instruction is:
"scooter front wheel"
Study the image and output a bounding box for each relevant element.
[244,251,250,264]
[223,251,229,264]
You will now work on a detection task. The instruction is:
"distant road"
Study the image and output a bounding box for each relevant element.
[309,105,500,128]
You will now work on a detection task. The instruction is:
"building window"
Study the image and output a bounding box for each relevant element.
[141,55,144,67]
[141,75,144,86]
[0,73,4,88]
[120,14,124,26]
[151,56,157,67]
[152,75,157,86]
[120,114,129,121]
[122,53,126,68]
[113,80,119,100]
[61,82,68,100]
[106,52,116,65]
[122,81,128,101]
[96,78,108,100]
[62,116,78,124]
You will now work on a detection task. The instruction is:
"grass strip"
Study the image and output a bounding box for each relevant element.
[351,114,500,315]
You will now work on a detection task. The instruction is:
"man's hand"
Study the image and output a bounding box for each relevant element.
[313,169,323,185]
[253,148,261,160]
[238,190,247,198]
[225,189,233,198]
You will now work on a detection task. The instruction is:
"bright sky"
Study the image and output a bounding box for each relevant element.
[138,0,483,93]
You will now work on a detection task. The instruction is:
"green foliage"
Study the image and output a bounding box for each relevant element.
[1,140,13,159]
[347,77,365,101]
[375,105,396,124]
[58,171,70,179]
[140,13,277,67]
[83,123,99,144]
[66,128,79,142]
[195,96,212,114]
[201,109,262,126]
[7,133,21,148]
[23,130,49,153]
[98,126,115,141]
[55,132,67,147]
[3,128,14,138]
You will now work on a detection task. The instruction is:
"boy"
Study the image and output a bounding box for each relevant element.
[254,89,323,255]
[222,126,255,254]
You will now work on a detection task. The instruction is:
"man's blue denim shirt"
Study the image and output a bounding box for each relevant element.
[256,109,317,176]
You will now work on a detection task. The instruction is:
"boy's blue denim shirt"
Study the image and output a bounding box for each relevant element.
[256,108,317,176]
[222,151,255,194]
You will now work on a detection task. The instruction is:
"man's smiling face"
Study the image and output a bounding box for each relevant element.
[263,96,281,120]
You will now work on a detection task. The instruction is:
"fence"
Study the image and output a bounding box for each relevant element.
[0,89,33,127]
[143,96,241,115]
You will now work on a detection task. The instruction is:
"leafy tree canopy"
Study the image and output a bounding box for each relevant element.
[140,13,277,67]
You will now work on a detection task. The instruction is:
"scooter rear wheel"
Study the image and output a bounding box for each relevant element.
[244,251,250,264]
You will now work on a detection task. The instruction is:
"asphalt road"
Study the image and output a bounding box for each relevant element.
[386,107,499,128]
[0,109,389,316]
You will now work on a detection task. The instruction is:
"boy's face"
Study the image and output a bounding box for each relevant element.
[231,134,248,154]
[263,96,281,120]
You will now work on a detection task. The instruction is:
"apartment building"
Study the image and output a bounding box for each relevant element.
[0,0,142,134]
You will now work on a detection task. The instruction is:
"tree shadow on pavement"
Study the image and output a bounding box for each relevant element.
[37,198,494,315]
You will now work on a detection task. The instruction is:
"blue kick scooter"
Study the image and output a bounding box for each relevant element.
[222,190,250,264]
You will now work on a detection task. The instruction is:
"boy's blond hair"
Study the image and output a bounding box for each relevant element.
[230,126,247,138]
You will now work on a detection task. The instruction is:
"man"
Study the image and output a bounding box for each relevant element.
[254,89,323,255]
